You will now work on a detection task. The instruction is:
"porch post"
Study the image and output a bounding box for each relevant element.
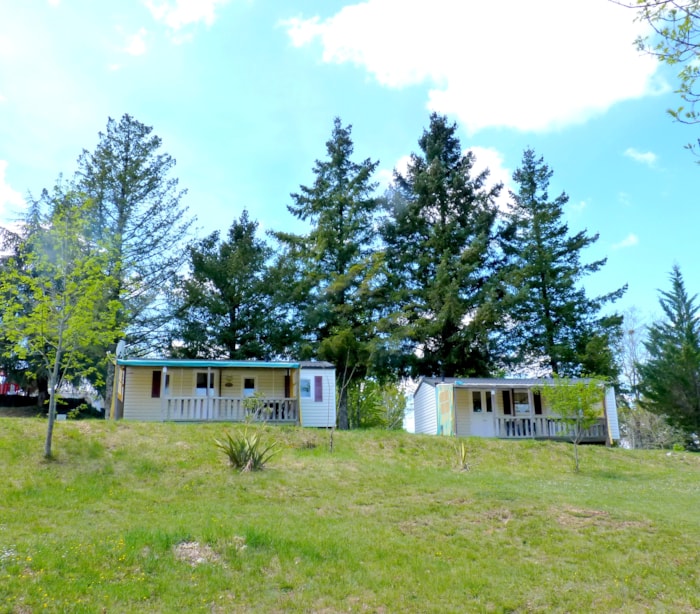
[161,367,168,420]
[207,366,212,419]
[491,389,497,435]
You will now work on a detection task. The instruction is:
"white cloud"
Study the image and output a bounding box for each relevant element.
[0,161,26,221]
[124,28,148,56]
[613,233,639,249]
[283,0,663,133]
[618,192,632,207]
[47,0,60,6]
[378,148,511,211]
[624,147,657,166]
[145,0,230,32]
[569,200,587,214]
[377,154,411,188]
[468,147,512,212]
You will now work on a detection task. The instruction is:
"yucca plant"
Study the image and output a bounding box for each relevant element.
[214,426,280,472]
[455,440,470,471]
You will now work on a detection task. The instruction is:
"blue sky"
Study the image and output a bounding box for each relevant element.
[0,0,697,325]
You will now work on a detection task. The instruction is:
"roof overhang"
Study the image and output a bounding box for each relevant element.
[116,359,300,369]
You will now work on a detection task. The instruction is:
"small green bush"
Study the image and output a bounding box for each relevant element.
[215,427,280,472]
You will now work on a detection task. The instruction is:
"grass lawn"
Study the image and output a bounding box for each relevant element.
[1,417,699,613]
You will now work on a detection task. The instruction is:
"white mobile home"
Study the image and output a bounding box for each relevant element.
[413,377,619,444]
[111,359,336,428]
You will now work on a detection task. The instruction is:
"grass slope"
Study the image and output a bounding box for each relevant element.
[1,419,699,613]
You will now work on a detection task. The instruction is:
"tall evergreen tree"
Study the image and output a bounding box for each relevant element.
[274,118,382,429]
[498,148,625,376]
[638,266,700,440]
[75,114,193,353]
[381,113,501,378]
[171,210,288,360]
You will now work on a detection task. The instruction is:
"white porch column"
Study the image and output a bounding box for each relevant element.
[161,367,168,420]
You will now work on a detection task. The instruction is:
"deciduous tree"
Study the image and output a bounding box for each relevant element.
[0,195,120,457]
[537,376,606,472]
[616,1,700,124]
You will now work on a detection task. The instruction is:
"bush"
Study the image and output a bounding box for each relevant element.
[214,427,280,472]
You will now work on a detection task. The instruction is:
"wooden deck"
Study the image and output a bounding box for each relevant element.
[162,397,298,423]
[495,416,607,442]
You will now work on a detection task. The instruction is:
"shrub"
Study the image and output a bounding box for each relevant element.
[214,427,280,472]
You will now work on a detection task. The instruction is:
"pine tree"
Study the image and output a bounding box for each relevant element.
[171,210,287,360]
[638,266,700,439]
[381,113,501,378]
[274,118,382,429]
[498,148,625,377]
[75,114,193,353]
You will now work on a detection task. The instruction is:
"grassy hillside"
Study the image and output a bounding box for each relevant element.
[1,418,699,613]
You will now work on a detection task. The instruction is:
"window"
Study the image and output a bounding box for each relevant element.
[485,392,493,413]
[243,377,256,398]
[195,372,215,396]
[533,391,542,415]
[300,378,311,399]
[314,376,323,402]
[472,391,483,412]
[151,371,161,398]
[514,391,530,414]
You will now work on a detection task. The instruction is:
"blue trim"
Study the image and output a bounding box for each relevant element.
[117,359,300,369]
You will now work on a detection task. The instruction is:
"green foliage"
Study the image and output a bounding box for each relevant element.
[273,118,383,428]
[75,114,193,354]
[214,426,280,472]
[627,2,700,119]
[536,376,606,471]
[498,148,624,377]
[171,210,287,359]
[382,113,500,378]
[638,266,700,442]
[0,196,121,457]
[346,379,406,429]
[619,403,686,449]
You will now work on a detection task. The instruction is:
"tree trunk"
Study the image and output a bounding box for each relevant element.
[337,384,349,430]
[44,372,59,459]
[104,359,116,419]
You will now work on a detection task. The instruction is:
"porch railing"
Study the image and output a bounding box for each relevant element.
[162,397,298,423]
[495,416,606,441]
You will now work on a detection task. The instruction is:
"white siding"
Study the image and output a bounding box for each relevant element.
[299,368,336,427]
[414,381,437,435]
[122,367,162,421]
[605,386,620,442]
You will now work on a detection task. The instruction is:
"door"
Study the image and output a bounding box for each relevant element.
[469,390,495,437]
[195,371,216,396]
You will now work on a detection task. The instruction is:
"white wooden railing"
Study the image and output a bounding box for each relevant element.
[495,416,606,441]
[162,397,298,423]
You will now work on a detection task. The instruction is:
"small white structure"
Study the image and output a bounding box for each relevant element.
[111,358,336,428]
[413,377,620,445]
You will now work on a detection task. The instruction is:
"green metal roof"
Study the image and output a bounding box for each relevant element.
[117,359,300,369]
